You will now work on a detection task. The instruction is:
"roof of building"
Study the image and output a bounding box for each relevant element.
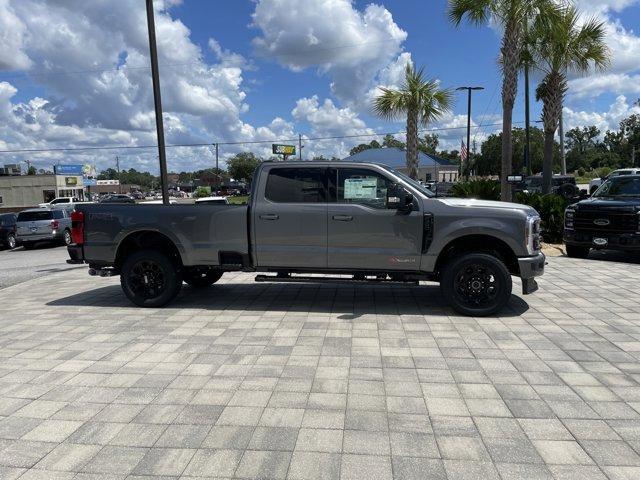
[342,147,456,168]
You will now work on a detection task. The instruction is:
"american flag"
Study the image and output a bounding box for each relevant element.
[460,140,469,162]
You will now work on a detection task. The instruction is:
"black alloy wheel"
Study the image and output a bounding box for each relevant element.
[441,253,512,317]
[120,249,182,307]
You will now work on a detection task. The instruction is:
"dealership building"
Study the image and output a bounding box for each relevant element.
[0,164,86,212]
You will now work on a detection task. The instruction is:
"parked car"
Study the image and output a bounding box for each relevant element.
[589,168,640,195]
[195,196,230,205]
[99,194,136,204]
[0,213,17,249]
[38,197,80,208]
[131,191,145,200]
[16,208,72,249]
[520,175,579,199]
[68,161,545,316]
[565,174,640,258]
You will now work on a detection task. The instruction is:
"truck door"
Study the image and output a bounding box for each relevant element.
[253,166,328,268]
[327,167,423,271]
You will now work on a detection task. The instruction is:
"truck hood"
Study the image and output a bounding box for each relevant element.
[573,197,640,211]
[439,198,536,214]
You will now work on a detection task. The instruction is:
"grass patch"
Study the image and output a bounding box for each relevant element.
[228,195,249,205]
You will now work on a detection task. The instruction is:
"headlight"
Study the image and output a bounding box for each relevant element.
[525,215,541,255]
[565,209,575,230]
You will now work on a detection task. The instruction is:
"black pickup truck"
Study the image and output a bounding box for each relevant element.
[564,175,640,258]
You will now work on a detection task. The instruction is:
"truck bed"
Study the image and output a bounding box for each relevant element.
[78,203,249,267]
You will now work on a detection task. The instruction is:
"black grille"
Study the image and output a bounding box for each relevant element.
[574,210,639,233]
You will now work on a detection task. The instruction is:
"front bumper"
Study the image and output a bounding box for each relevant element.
[564,230,640,251]
[518,252,545,295]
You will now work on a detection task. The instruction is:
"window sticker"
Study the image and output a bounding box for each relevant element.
[344,178,378,199]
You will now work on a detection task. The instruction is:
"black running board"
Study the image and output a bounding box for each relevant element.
[255,274,419,286]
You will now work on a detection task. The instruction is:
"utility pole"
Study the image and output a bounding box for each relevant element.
[298,134,303,161]
[215,143,219,192]
[633,145,637,167]
[524,64,532,176]
[145,0,170,206]
[559,111,566,175]
[116,156,121,194]
[456,86,484,180]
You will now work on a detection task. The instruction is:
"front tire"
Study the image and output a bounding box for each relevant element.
[440,253,512,317]
[183,269,223,288]
[566,244,590,259]
[120,249,182,307]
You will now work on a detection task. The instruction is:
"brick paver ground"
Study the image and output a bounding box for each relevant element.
[1,256,640,479]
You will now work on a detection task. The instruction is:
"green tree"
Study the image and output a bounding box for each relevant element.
[373,64,453,179]
[381,134,405,149]
[226,152,262,183]
[419,133,439,155]
[27,165,37,175]
[349,140,382,156]
[531,3,609,193]
[449,0,555,201]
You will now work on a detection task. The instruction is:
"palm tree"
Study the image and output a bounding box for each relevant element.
[373,64,453,179]
[531,4,609,194]
[448,0,553,201]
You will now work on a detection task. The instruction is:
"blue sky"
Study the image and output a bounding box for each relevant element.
[0,0,639,173]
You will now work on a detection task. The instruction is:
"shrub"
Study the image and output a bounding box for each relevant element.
[515,192,568,243]
[577,168,586,177]
[594,166,612,179]
[193,186,211,198]
[450,179,501,201]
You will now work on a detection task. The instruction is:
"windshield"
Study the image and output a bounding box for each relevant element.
[381,166,436,198]
[594,177,640,197]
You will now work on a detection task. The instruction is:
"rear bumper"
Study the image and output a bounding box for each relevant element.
[16,232,61,242]
[518,252,546,295]
[564,230,640,251]
[66,244,84,264]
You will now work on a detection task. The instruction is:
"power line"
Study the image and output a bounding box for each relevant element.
[0,121,525,155]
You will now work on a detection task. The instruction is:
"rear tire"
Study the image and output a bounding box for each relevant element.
[62,229,72,246]
[440,253,512,317]
[183,269,223,288]
[120,249,182,307]
[566,244,590,259]
[6,233,16,249]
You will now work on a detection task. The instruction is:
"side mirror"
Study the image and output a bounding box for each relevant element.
[387,184,414,212]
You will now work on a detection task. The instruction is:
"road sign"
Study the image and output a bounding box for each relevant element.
[272,144,296,156]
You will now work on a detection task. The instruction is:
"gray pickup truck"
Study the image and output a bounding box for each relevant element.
[68,161,545,316]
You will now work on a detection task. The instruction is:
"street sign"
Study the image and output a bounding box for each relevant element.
[272,144,296,156]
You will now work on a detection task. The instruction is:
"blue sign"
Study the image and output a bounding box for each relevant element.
[54,164,84,175]
[84,178,97,186]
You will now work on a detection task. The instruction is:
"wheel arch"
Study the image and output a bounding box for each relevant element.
[434,234,520,277]
[115,230,183,270]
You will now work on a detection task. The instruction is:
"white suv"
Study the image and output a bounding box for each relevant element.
[38,197,78,208]
[589,169,640,194]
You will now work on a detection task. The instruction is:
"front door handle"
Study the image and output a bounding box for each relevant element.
[259,214,279,221]
[332,215,353,222]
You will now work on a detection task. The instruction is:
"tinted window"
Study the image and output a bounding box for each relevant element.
[51,198,69,204]
[594,177,640,197]
[265,168,326,203]
[52,210,65,219]
[336,168,393,209]
[17,211,53,222]
[0,214,15,226]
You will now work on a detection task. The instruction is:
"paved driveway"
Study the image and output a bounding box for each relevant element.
[1,256,640,479]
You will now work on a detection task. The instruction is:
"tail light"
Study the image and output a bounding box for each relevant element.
[71,211,84,245]
[51,220,59,230]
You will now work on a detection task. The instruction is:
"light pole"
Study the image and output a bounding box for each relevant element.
[456,86,484,179]
[145,0,170,206]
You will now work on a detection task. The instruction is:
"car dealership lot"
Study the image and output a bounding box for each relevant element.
[1,256,640,479]
[0,244,82,290]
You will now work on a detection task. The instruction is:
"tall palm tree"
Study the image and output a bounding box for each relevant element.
[448,0,553,201]
[373,64,453,179]
[531,4,609,194]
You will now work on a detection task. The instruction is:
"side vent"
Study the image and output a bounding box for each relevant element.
[219,251,245,269]
[422,213,434,253]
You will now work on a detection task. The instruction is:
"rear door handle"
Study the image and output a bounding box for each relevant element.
[260,214,279,221]
[332,215,353,222]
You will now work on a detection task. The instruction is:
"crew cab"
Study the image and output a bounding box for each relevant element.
[67,161,545,316]
[565,174,640,258]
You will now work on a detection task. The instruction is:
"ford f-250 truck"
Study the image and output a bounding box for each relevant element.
[67,161,545,316]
